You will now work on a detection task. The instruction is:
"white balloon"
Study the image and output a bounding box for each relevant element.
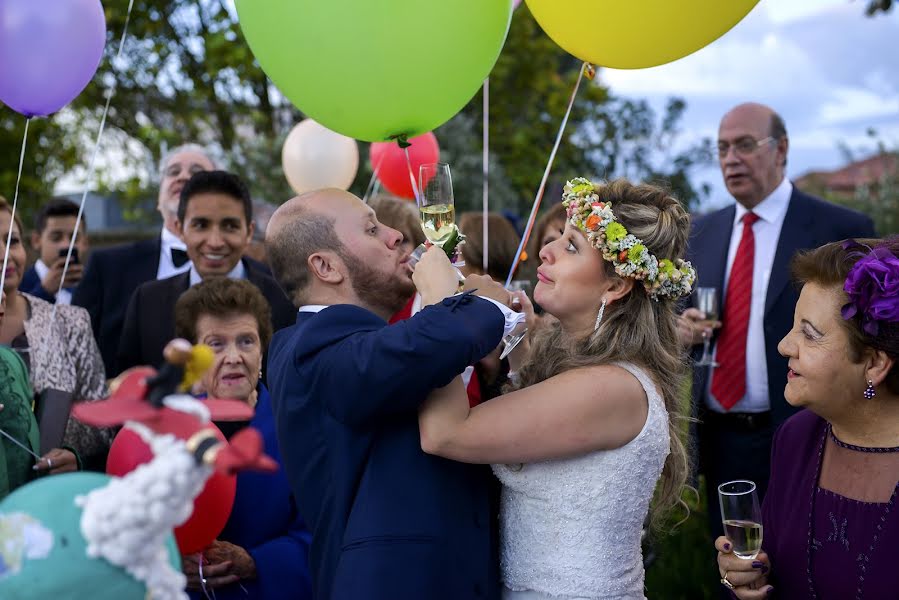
[281,119,359,194]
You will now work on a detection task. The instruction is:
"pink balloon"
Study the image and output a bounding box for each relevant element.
[513,0,522,9]
[0,0,106,117]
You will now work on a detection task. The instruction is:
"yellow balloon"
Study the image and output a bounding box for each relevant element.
[525,0,760,69]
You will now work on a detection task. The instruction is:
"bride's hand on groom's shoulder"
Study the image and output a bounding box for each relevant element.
[413,246,459,306]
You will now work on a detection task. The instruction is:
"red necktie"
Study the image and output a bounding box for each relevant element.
[711,212,760,411]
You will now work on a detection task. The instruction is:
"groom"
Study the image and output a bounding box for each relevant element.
[265,189,519,600]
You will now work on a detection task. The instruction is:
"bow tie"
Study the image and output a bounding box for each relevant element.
[170,247,189,268]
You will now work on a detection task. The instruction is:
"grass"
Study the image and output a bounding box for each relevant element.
[644,478,719,600]
[642,373,720,599]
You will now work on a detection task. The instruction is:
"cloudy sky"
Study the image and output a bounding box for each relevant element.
[600,0,899,209]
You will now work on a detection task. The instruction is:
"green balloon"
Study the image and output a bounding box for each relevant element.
[0,472,181,599]
[235,0,512,142]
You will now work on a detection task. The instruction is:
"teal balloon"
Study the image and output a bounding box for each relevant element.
[235,0,512,142]
[0,472,181,599]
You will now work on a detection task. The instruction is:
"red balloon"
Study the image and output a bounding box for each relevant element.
[369,132,440,199]
[106,424,237,554]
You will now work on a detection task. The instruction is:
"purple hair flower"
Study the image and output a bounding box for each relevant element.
[842,242,899,336]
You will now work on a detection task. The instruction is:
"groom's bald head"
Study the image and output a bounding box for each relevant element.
[266,189,349,307]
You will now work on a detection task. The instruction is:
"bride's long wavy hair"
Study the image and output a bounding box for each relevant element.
[508,179,692,529]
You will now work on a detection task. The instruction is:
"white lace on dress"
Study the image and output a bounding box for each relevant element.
[492,362,670,600]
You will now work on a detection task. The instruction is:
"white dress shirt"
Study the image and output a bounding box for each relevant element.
[33,259,72,305]
[156,227,192,280]
[707,177,792,413]
[188,260,246,287]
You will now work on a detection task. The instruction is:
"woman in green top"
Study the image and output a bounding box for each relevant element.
[0,344,40,499]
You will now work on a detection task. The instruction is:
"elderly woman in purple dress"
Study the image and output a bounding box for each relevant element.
[715,238,899,599]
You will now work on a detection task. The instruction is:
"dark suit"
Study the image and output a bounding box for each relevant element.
[72,237,162,374]
[19,266,56,304]
[268,296,505,600]
[116,258,295,373]
[686,186,875,537]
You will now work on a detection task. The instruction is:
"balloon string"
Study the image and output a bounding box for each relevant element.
[482,77,490,274]
[403,146,422,209]
[0,424,42,462]
[0,118,30,296]
[504,62,589,287]
[51,0,136,326]
[361,154,383,204]
[198,553,216,600]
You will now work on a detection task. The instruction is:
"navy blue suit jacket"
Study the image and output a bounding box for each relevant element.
[72,237,162,374]
[268,296,505,600]
[686,187,875,426]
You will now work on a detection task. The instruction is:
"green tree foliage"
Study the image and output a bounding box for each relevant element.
[0,1,712,228]
[0,114,81,220]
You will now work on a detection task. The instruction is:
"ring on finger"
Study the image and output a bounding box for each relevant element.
[720,571,735,590]
[47,458,53,470]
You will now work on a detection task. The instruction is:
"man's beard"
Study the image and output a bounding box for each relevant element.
[341,249,416,317]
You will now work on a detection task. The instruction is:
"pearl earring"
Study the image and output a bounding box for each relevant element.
[594,299,607,332]
[863,379,875,400]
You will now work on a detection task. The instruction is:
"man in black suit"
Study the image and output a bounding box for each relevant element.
[116,170,295,373]
[20,198,88,305]
[73,144,216,373]
[679,103,876,540]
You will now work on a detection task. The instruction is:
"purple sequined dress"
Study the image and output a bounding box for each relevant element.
[761,410,899,599]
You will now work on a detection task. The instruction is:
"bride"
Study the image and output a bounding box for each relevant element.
[418,178,694,599]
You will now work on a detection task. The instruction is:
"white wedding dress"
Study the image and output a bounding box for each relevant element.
[492,362,670,600]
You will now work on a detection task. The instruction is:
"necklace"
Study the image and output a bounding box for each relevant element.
[805,423,899,599]
[829,427,899,454]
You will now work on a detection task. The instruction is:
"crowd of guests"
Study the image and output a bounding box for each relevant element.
[0,100,895,599]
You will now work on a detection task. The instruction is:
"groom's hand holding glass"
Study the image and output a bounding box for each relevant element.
[412,246,463,306]
[412,248,515,310]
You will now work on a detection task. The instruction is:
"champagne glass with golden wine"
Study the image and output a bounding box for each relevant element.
[419,163,464,261]
[694,287,719,367]
[718,480,763,560]
[407,163,465,272]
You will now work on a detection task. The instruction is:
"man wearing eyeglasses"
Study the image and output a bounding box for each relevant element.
[73,144,217,375]
[679,103,875,543]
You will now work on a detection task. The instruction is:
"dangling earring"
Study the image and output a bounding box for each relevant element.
[863,379,875,400]
[594,298,607,332]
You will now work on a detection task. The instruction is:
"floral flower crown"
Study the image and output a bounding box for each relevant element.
[561,177,696,301]
[841,239,899,336]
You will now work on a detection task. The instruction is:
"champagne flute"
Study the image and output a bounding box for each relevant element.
[507,280,533,297]
[718,480,763,560]
[419,163,463,265]
[694,287,719,367]
[407,163,465,282]
[499,280,531,360]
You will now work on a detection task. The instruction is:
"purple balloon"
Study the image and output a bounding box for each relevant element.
[0,0,106,117]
